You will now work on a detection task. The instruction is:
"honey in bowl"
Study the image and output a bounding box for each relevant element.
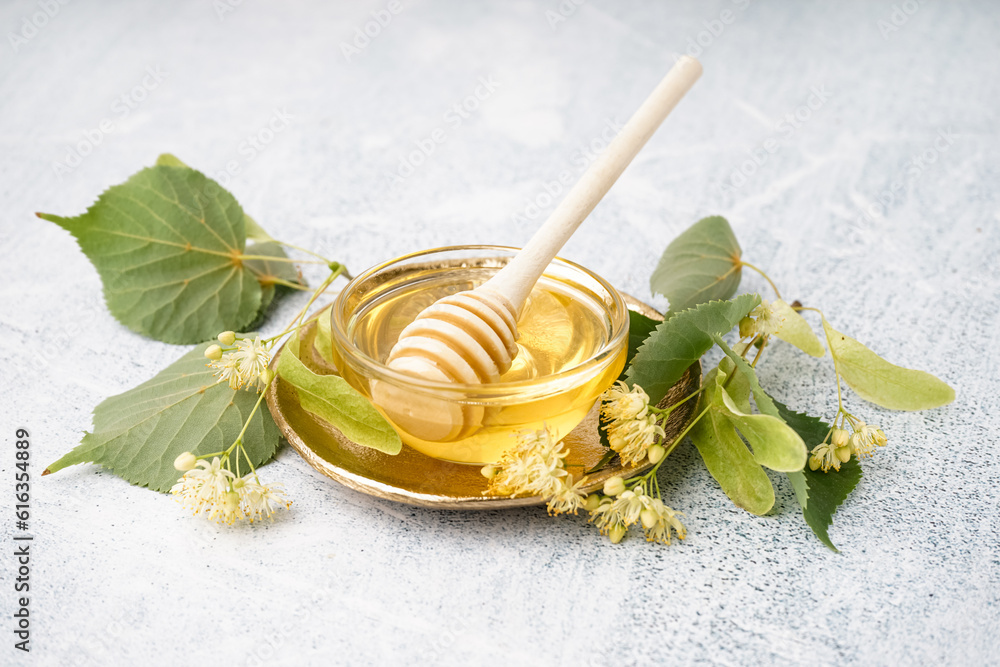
[330,247,629,466]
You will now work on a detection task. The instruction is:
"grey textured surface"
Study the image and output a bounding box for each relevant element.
[2,1,998,665]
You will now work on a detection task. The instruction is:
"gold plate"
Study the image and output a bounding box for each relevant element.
[265,293,701,509]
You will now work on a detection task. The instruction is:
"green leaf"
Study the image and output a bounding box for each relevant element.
[44,341,280,492]
[242,214,276,243]
[277,335,402,455]
[712,336,782,419]
[717,383,807,472]
[620,309,660,381]
[38,165,265,344]
[626,294,760,404]
[244,241,306,316]
[312,304,337,367]
[689,369,774,515]
[155,153,186,167]
[155,154,275,243]
[650,216,743,313]
[773,397,862,552]
[822,317,955,410]
[772,299,824,357]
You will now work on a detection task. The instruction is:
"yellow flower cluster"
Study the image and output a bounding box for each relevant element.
[588,481,686,545]
[205,332,272,391]
[484,428,589,516]
[599,382,664,466]
[170,454,290,524]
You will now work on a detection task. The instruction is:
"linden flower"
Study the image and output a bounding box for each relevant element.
[170,457,236,519]
[607,414,664,467]
[210,353,242,390]
[600,382,663,466]
[640,498,686,545]
[588,496,628,542]
[488,428,588,515]
[809,442,849,472]
[546,475,588,516]
[589,487,645,536]
[601,382,650,422]
[746,299,785,337]
[850,421,887,458]
[234,336,271,384]
[610,488,648,526]
[240,476,291,521]
[209,336,272,391]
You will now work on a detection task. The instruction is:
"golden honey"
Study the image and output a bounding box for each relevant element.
[331,250,628,465]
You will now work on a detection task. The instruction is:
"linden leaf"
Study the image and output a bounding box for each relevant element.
[712,336,782,419]
[718,357,752,413]
[650,216,743,313]
[772,299,824,357]
[689,369,774,515]
[245,241,306,317]
[154,153,186,168]
[626,294,760,404]
[242,214,276,243]
[312,304,337,367]
[277,335,402,455]
[154,153,299,318]
[620,309,660,381]
[38,164,264,344]
[717,380,807,472]
[772,397,863,552]
[822,317,955,410]
[155,154,276,243]
[44,341,281,492]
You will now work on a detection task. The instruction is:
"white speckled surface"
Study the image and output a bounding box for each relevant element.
[2,1,998,665]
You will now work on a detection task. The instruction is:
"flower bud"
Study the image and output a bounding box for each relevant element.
[808,454,821,471]
[173,452,197,471]
[640,508,658,530]
[259,368,275,386]
[647,444,666,465]
[831,428,849,448]
[836,446,852,463]
[232,477,246,490]
[739,316,755,339]
[583,494,602,512]
[204,344,223,361]
[608,524,627,544]
[603,477,626,497]
[480,464,497,479]
[218,331,237,346]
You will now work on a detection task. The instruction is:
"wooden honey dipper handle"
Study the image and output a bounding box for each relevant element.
[375,57,702,444]
[482,56,703,314]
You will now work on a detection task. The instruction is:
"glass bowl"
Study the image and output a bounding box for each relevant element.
[329,246,629,465]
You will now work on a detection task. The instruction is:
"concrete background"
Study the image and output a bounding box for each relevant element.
[1,1,998,665]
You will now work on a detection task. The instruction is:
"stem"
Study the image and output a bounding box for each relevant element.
[240,254,327,264]
[749,336,768,368]
[275,240,334,264]
[644,403,711,479]
[650,385,705,417]
[740,262,783,300]
[292,264,346,330]
[262,277,313,291]
[239,441,260,481]
[228,385,270,456]
[816,309,846,416]
[262,311,324,344]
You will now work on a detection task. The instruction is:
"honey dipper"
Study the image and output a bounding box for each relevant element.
[373,56,703,442]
